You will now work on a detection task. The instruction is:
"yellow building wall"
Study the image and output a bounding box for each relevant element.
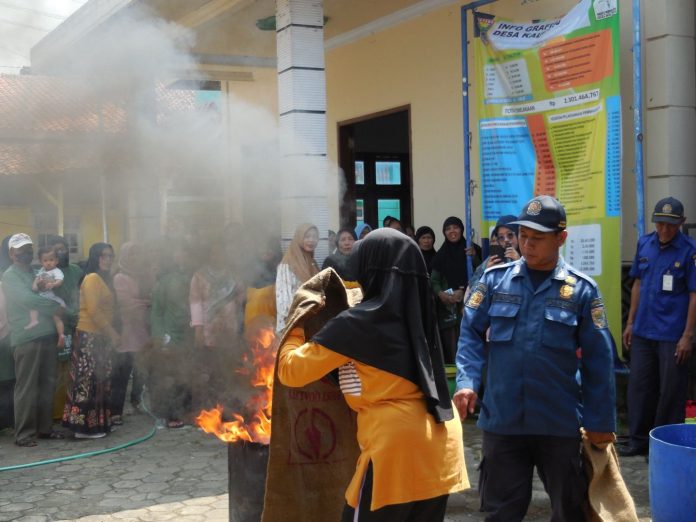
[0,207,34,241]
[326,0,640,258]
[0,206,123,261]
[326,5,466,249]
[78,206,124,260]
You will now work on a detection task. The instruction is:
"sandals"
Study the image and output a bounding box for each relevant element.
[38,431,65,440]
[167,420,185,429]
[15,438,38,447]
[111,415,123,426]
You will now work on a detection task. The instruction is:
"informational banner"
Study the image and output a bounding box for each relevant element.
[473,0,622,337]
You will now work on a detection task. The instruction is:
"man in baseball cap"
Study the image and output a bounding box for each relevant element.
[2,232,63,446]
[621,196,696,457]
[8,233,32,251]
[455,195,615,520]
[510,194,567,233]
[651,196,685,226]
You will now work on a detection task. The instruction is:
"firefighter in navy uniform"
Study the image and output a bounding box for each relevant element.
[454,195,616,522]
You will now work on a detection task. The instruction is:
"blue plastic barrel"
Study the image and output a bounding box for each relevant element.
[649,424,696,521]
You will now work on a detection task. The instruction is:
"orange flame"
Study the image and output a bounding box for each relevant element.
[196,326,276,444]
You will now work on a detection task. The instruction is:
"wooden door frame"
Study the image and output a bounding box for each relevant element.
[336,105,413,229]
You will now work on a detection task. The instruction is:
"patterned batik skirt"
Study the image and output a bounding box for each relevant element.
[62,330,113,435]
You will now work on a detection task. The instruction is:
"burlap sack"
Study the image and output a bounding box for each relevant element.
[582,434,639,522]
[262,269,362,522]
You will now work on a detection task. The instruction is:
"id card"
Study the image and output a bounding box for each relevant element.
[663,274,674,291]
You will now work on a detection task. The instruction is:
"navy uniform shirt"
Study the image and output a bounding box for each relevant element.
[629,231,696,343]
[456,257,616,437]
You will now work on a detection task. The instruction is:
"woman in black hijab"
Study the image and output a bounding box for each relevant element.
[321,227,357,281]
[278,229,467,521]
[431,216,481,364]
[415,226,437,274]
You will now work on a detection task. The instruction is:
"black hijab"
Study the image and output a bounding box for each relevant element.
[431,216,469,289]
[415,226,437,274]
[312,228,453,423]
[83,242,114,288]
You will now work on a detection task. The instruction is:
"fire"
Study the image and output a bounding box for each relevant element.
[196,327,276,444]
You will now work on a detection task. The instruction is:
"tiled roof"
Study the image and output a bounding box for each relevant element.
[0,74,198,175]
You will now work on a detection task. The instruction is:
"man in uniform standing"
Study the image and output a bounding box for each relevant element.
[620,197,696,456]
[454,195,616,521]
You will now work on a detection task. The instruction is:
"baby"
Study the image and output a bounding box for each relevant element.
[28,246,66,347]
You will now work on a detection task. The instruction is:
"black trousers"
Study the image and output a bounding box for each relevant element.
[627,335,688,450]
[439,325,459,365]
[340,462,449,522]
[479,431,587,522]
[0,379,14,429]
[111,352,145,415]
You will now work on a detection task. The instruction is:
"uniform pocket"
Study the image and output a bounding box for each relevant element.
[543,306,577,350]
[488,301,520,342]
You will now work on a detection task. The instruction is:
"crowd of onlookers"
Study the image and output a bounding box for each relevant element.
[0,213,508,447]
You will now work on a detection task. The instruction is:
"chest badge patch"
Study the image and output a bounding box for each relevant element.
[466,290,484,309]
[675,261,681,268]
[559,285,574,299]
[565,275,577,285]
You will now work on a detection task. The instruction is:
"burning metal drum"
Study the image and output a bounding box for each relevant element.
[228,440,269,522]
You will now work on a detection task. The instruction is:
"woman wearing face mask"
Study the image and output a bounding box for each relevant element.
[321,228,357,281]
[63,243,118,439]
[431,217,481,364]
[467,215,520,295]
[46,236,84,422]
[275,224,319,333]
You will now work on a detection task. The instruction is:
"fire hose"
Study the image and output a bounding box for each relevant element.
[0,391,158,472]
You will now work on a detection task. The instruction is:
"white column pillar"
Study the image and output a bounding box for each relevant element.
[644,0,696,214]
[276,0,329,260]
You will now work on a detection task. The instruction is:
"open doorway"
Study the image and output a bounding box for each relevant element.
[338,107,412,230]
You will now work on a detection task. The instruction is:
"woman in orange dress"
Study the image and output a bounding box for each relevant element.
[278,229,468,521]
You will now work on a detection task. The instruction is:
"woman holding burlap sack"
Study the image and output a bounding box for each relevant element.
[277,228,468,521]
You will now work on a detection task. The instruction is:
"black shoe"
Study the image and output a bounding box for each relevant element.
[617,445,648,457]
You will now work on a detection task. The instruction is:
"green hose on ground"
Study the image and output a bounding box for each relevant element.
[0,391,158,473]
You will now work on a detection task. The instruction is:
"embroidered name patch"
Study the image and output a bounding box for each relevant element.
[491,292,522,304]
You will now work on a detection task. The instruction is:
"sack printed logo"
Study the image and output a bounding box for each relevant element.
[291,407,337,462]
[527,200,542,216]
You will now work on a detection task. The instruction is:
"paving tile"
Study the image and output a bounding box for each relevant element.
[0,411,653,521]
